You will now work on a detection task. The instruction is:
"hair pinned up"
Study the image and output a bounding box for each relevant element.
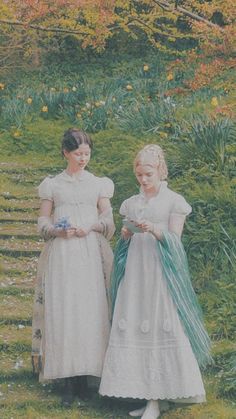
[134,144,168,180]
[61,128,93,157]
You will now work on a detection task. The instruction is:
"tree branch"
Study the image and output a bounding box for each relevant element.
[152,0,225,32]
[0,19,87,35]
[127,17,188,39]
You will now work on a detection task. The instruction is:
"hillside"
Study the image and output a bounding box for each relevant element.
[0,53,235,418]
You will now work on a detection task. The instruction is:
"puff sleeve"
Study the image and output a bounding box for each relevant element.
[171,194,192,216]
[97,177,115,240]
[168,194,191,237]
[38,177,54,201]
[119,199,129,217]
[99,177,114,199]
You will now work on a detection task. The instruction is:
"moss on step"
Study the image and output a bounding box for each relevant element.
[0,222,37,236]
[0,293,33,323]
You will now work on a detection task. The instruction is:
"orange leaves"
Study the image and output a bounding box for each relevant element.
[1,0,235,56]
[214,104,235,119]
[185,58,236,91]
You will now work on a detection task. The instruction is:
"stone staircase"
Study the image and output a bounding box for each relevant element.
[0,162,46,412]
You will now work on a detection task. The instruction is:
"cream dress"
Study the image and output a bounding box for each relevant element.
[99,182,206,402]
[36,170,114,380]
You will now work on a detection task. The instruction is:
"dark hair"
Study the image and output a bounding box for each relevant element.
[61,128,93,156]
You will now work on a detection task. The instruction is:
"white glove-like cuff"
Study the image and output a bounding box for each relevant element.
[38,216,56,240]
[98,208,115,240]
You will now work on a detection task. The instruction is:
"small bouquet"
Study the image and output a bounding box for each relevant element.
[54,216,72,230]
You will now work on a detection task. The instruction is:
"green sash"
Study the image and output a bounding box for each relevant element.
[110,232,212,368]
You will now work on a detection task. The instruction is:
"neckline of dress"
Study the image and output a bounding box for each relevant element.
[62,169,90,181]
[140,181,167,201]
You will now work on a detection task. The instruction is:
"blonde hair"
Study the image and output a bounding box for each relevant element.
[134,144,168,180]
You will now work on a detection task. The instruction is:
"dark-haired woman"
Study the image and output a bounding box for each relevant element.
[32,128,115,405]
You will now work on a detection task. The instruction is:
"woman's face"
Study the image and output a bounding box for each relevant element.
[64,143,91,169]
[135,163,161,193]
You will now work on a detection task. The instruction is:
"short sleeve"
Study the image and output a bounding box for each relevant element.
[171,194,192,216]
[119,199,129,217]
[38,177,54,201]
[99,177,114,199]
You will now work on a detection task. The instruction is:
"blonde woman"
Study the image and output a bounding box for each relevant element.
[99,144,211,419]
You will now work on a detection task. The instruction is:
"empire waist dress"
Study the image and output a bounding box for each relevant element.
[99,182,206,402]
[32,170,114,380]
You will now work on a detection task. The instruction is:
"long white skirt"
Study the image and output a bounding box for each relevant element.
[99,233,206,401]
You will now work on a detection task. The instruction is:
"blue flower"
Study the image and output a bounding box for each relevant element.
[54,217,71,230]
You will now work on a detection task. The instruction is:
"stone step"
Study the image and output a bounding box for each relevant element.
[0,213,37,222]
[0,207,38,214]
[0,248,41,258]
[0,221,37,237]
[0,324,31,350]
[0,287,34,296]
[1,255,38,273]
[0,256,37,289]
[0,201,39,212]
[0,237,43,252]
[0,234,39,241]
[0,274,35,290]
[1,176,43,191]
[1,178,36,197]
[0,352,32,379]
[0,292,33,324]
[1,193,36,201]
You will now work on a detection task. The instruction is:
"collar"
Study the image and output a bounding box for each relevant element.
[60,169,91,182]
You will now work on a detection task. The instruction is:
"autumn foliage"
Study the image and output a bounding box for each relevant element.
[0,0,235,89]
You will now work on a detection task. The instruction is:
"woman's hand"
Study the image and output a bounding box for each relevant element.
[121,227,133,240]
[136,220,163,240]
[55,227,76,239]
[75,225,92,237]
[136,220,153,233]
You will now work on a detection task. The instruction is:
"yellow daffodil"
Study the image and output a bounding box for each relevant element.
[126,84,133,91]
[0,83,5,90]
[41,106,48,113]
[160,132,168,138]
[13,131,21,138]
[211,97,219,107]
[95,101,101,107]
[76,113,82,118]
[27,97,32,104]
[50,87,56,92]
[72,86,77,92]
[112,97,116,102]
[167,73,174,81]
[143,65,149,72]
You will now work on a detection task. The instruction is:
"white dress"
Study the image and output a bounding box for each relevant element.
[99,182,206,402]
[38,170,114,380]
